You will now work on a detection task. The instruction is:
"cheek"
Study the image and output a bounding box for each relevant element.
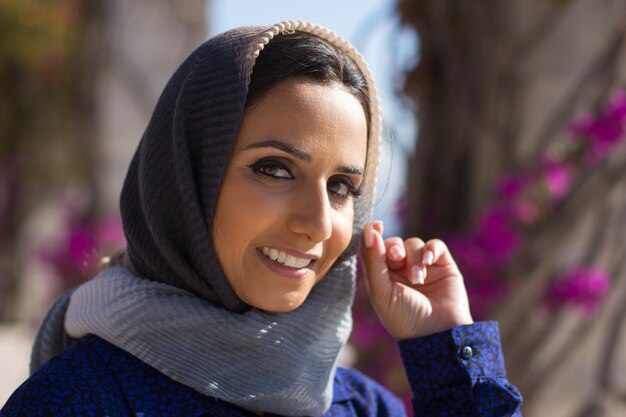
[213,179,281,254]
[331,207,355,254]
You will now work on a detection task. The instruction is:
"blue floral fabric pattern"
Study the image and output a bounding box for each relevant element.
[1,322,522,417]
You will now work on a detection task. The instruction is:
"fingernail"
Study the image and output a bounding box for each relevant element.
[417,267,425,285]
[373,220,384,234]
[389,245,404,259]
[363,224,373,248]
[423,250,434,266]
[410,265,424,285]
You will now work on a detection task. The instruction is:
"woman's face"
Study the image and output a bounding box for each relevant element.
[213,77,368,312]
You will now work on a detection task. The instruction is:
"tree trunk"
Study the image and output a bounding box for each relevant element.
[398,0,626,415]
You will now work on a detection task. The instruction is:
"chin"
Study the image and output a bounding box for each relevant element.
[250,294,308,313]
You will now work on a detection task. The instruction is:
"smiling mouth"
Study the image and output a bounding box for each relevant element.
[260,247,314,269]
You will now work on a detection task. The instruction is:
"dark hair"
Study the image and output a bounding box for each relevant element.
[246,32,371,128]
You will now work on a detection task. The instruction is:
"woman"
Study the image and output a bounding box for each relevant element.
[1,21,522,416]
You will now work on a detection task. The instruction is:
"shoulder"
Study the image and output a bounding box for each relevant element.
[1,336,132,416]
[333,368,406,417]
[2,336,233,417]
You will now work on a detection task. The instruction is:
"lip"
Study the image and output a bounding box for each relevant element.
[260,246,320,261]
[255,248,316,279]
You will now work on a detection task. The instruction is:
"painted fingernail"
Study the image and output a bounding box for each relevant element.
[423,250,434,266]
[410,265,424,285]
[389,245,404,260]
[363,224,373,248]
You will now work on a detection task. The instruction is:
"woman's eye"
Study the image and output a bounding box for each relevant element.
[328,178,361,200]
[249,160,293,180]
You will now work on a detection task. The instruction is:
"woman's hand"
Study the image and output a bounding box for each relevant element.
[360,221,473,340]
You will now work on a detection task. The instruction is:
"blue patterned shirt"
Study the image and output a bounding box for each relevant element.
[1,321,522,416]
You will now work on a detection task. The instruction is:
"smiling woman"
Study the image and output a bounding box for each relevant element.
[1,21,522,417]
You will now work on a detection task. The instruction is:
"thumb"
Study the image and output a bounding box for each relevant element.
[360,223,390,300]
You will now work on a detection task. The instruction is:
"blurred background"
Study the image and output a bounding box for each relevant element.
[1,0,625,415]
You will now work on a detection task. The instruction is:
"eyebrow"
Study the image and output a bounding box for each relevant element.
[244,140,311,162]
[338,166,363,175]
[243,139,364,176]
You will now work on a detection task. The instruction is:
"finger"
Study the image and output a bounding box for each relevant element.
[360,223,390,298]
[384,236,406,270]
[372,220,384,236]
[422,238,455,267]
[404,237,426,285]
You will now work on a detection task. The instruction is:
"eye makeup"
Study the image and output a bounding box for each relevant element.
[248,159,294,180]
[247,157,363,201]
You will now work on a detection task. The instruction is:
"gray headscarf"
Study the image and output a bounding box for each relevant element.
[32,21,381,416]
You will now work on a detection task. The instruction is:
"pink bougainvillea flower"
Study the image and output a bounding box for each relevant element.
[475,206,521,263]
[466,281,508,320]
[449,236,497,281]
[545,267,611,316]
[94,216,126,247]
[541,158,574,199]
[570,115,624,145]
[508,201,539,224]
[42,223,97,280]
[496,173,531,199]
[65,225,97,270]
[607,90,626,119]
[38,205,127,287]
[350,317,389,348]
[448,236,507,319]
[569,90,626,162]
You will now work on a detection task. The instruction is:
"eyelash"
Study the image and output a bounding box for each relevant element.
[248,159,362,200]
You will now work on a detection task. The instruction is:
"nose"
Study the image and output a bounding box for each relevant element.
[287,182,333,243]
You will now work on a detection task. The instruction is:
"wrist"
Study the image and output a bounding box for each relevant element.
[401,315,475,340]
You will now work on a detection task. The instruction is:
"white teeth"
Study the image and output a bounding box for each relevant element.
[295,257,310,268]
[261,247,312,269]
[284,255,297,267]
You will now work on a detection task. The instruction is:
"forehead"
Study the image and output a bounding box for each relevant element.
[236,78,368,164]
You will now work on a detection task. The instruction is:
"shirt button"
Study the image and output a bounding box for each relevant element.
[461,345,473,359]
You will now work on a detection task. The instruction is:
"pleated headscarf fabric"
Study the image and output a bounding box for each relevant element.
[34,21,382,416]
